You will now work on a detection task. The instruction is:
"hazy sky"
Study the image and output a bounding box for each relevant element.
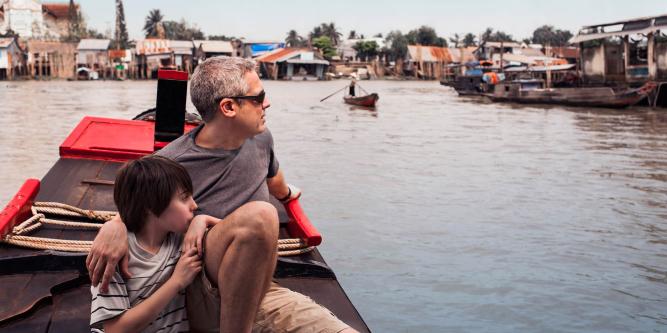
[77,0,665,41]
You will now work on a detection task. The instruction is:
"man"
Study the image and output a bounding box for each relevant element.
[87,57,357,333]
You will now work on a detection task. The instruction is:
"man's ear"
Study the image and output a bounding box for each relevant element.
[219,98,236,118]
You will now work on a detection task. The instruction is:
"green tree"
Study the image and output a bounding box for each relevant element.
[384,30,408,60]
[321,22,342,45]
[114,0,129,49]
[285,29,304,47]
[162,19,204,40]
[309,25,323,42]
[481,27,514,43]
[65,0,81,42]
[143,9,164,38]
[312,36,336,58]
[406,25,447,46]
[353,40,379,61]
[462,33,477,47]
[449,33,461,48]
[531,25,573,46]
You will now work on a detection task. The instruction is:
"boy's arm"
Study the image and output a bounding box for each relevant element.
[103,248,201,333]
[182,214,221,256]
[103,278,181,333]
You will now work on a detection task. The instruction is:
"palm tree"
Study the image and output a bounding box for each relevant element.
[285,30,303,47]
[322,22,342,45]
[309,26,323,43]
[143,9,163,38]
[449,33,461,48]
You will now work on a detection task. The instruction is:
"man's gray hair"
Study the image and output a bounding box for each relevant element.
[190,56,257,122]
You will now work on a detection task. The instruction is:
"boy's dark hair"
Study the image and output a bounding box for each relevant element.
[114,155,193,233]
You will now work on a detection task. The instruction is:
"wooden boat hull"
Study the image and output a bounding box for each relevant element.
[485,82,657,108]
[344,93,379,107]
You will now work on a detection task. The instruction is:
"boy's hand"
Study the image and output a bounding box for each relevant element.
[183,215,210,257]
[172,248,202,289]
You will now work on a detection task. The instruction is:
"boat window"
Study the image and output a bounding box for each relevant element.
[521,82,542,91]
[655,16,667,27]
[505,85,509,92]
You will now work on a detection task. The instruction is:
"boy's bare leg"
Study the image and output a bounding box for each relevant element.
[203,201,279,333]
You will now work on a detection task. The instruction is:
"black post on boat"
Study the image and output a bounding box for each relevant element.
[154,70,188,145]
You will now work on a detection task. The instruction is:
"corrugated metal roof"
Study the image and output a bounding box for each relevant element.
[194,40,233,53]
[550,47,578,59]
[256,48,328,65]
[483,41,523,48]
[514,48,545,57]
[168,40,193,55]
[42,3,73,18]
[408,45,452,62]
[572,14,667,43]
[447,47,476,63]
[77,39,110,50]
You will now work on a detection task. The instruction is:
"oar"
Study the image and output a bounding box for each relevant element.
[356,83,370,95]
[320,86,348,102]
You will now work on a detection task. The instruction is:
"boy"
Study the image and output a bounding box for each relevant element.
[90,155,214,333]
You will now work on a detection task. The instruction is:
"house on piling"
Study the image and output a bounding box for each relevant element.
[571,14,667,106]
[26,40,76,79]
[255,48,329,80]
[0,36,25,79]
[193,40,235,66]
[76,39,110,79]
[406,45,452,80]
[169,40,194,73]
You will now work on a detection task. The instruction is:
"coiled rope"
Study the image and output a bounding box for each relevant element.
[2,202,314,256]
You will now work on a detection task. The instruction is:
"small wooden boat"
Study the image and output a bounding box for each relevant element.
[485,79,657,108]
[344,93,379,107]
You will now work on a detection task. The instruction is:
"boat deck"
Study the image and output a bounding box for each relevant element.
[0,158,370,332]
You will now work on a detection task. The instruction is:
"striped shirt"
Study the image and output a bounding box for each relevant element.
[90,232,189,333]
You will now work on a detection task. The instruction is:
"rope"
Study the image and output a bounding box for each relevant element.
[2,202,315,256]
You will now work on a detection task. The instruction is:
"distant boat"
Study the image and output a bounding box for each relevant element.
[485,79,657,108]
[344,93,379,108]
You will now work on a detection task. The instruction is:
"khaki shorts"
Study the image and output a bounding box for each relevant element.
[186,231,349,333]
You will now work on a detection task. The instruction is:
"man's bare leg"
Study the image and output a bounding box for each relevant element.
[203,201,279,333]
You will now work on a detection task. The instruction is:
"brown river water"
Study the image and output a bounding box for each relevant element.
[1,80,666,332]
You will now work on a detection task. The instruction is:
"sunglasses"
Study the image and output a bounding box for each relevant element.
[219,90,266,105]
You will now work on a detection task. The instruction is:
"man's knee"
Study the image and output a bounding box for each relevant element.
[236,201,279,246]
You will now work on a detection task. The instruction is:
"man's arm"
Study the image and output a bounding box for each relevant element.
[86,214,131,293]
[267,169,301,202]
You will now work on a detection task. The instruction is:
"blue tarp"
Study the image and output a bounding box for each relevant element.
[251,43,285,56]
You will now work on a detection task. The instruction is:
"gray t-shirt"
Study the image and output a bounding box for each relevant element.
[156,125,279,219]
[90,233,188,333]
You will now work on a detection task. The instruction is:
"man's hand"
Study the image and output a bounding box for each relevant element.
[86,215,130,293]
[281,184,302,203]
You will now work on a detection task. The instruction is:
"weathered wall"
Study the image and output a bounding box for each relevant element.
[656,42,667,80]
[27,41,77,79]
[582,45,605,82]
